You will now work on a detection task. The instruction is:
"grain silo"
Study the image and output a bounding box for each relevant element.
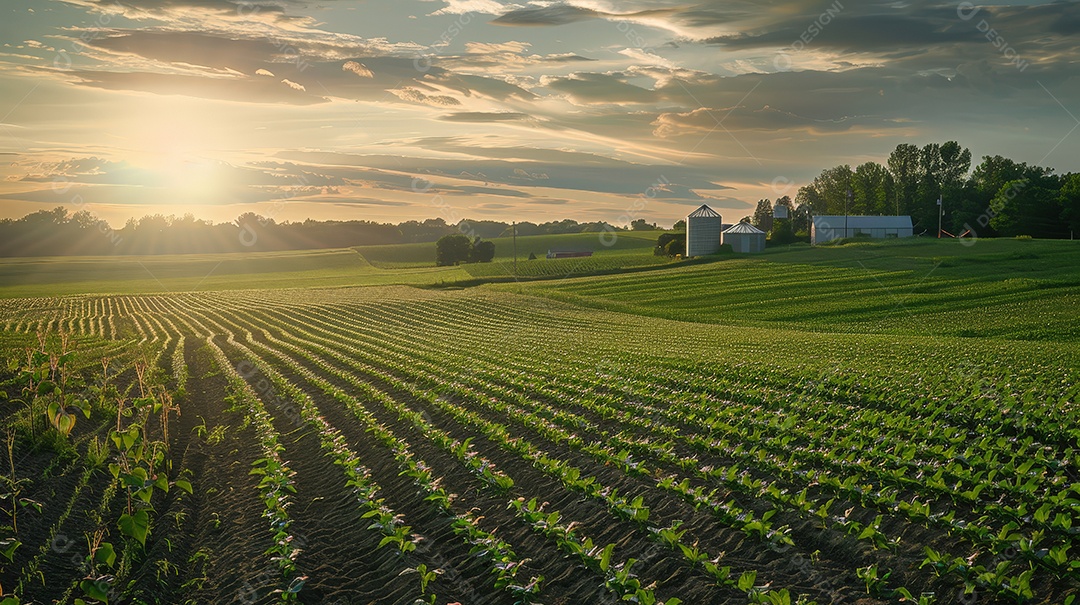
[685,204,723,257]
[722,222,766,253]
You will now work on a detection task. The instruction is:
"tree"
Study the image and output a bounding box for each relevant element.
[887,143,921,216]
[770,218,796,245]
[630,219,657,231]
[989,177,1066,237]
[796,165,853,215]
[851,162,893,215]
[470,238,496,262]
[752,199,773,232]
[655,233,685,256]
[672,219,686,232]
[436,233,472,266]
[1060,173,1080,237]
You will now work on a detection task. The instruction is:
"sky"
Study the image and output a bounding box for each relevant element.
[0,0,1078,228]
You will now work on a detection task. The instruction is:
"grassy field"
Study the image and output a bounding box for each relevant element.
[511,238,1080,341]
[0,232,665,297]
[354,231,661,268]
[0,237,1077,605]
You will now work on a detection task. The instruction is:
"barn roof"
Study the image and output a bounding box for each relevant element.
[723,222,766,234]
[812,215,913,229]
[687,204,721,219]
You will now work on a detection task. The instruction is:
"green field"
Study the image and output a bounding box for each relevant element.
[354,230,661,268]
[0,237,1077,605]
[513,238,1080,341]
[0,232,665,298]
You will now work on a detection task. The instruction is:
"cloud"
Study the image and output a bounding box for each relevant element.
[281,78,306,91]
[439,112,531,122]
[255,68,275,77]
[388,87,461,106]
[276,149,732,200]
[465,41,530,54]
[428,0,516,16]
[491,4,678,27]
[652,105,906,136]
[542,72,659,105]
[342,60,373,78]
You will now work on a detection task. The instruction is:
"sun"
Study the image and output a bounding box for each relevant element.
[117,94,236,209]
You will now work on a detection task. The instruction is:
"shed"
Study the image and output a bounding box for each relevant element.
[686,204,723,257]
[811,215,913,245]
[722,222,766,253]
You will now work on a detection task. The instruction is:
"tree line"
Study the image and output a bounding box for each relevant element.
[0,210,624,257]
[741,142,1080,240]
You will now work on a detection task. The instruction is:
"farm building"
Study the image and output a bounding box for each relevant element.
[685,204,723,257]
[722,222,766,253]
[811,215,914,245]
[546,249,593,259]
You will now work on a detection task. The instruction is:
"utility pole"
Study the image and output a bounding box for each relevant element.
[937,194,943,238]
[845,189,851,239]
[512,221,518,276]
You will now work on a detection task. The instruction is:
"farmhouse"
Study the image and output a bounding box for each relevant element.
[811,215,914,245]
[685,204,723,257]
[546,249,593,259]
[722,222,766,253]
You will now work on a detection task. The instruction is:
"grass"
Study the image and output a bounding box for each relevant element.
[0,232,665,297]
[2,235,1077,344]
[503,237,1080,341]
[0,248,471,298]
[354,231,661,268]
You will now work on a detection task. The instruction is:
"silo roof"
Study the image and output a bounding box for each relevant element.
[723,222,766,234]
[688,204,721,218]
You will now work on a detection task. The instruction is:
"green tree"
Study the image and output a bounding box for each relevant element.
[752,199,773,232]
[887,143,921,216]
[796,165,853,215]
[1060,173,1080,237]
[436,233,472,266]
[989,177,1065,237]
[470,238,496,263]
[851,162,893,215]
[792,203,811,235]
[770,218,796,244]
[672,219,686,232]
[655,233,685,256]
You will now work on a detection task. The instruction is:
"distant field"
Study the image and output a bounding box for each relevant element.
[354,231,661,268]
[510,238,1080,341]
[0,232,667,297]
[0,248,471,298]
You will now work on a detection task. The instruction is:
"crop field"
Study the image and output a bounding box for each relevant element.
[0,240,1078,605]
[354,232,660,269]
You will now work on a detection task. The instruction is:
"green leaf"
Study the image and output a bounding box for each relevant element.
[599,542,614,572]
[118,509,150,545]
[94,542,117,568]
[36,380,56,396]
[0,538,21,562]
[174,479,193,494]
[737,570,757,593]
[80,577,111,603]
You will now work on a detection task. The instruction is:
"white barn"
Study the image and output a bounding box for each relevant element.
[685,204,723,257]
[722,222,766,253]
[811,215,914,245]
